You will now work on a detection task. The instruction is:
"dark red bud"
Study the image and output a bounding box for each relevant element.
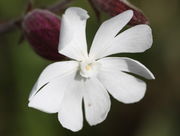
[22,9,66,61]
[89,0,149,25]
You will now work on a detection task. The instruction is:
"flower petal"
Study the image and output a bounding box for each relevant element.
[98,57,155,79]
[58,7,89,60]
[29,61,79,101]
[58,75,83,132]
[28,72,76,113]
[98,69,146,104]
[93,24,153,59]
[84,78,111,126]
[89,10,133,59]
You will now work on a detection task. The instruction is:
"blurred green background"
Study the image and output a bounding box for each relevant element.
[0,0,180,136]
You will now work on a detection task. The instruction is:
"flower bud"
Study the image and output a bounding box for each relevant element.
[22,9,66,61]
[89,0,149,25]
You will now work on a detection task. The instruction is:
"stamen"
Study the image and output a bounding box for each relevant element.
[80,60,99,78]
[85,64,91,71]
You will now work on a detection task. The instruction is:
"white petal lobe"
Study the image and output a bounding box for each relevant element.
[29,61,78,101]
[89,10,133,59]
[98,57,155,79]
[84,78,111,126]
[58,75,83,132]
[28,73,76,113]
[58,7,89,60]
[98,70,146,104]
[93,25,153,59]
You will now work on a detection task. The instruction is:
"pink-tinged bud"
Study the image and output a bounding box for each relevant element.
[22,9,66,61]
[89,0,149,25]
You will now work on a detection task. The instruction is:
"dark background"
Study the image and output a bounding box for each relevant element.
[0,0,180,136]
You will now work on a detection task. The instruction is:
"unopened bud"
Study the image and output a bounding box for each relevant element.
[89,0,149,25]
[22,9,66,61]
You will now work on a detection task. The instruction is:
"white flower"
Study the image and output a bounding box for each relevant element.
[28,7,155,132]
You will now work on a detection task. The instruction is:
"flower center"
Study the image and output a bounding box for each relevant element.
[80,60,99,78]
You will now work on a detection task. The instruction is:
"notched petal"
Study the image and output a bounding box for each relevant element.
[58,7,89,60]
[98,57,155,80]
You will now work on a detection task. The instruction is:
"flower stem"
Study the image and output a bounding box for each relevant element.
[87,0,101,22]
[47,0,72,13]
[0,19,21,36]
